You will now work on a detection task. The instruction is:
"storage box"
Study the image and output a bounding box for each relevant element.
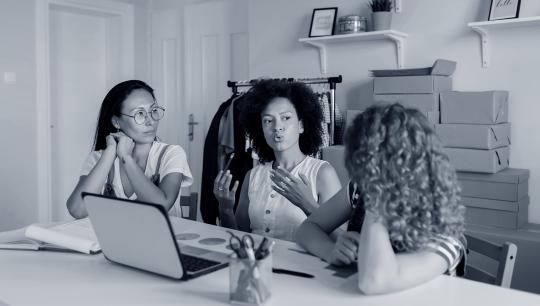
[463,196,529,229]
[373,76,452,94]
[435,123,510,149]
[440,91,509,124]
[347,109,438,128]
[373,93,439,112]
[321,145,349,185]
[457,168,529,202]
[370,59,457,77]
[425,111,440,125]
[444,146,509,173]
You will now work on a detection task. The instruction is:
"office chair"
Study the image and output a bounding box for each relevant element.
[464,234,517,288]
[170,192,198,221]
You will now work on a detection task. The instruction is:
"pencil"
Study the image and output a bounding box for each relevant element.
[222,153,235,171]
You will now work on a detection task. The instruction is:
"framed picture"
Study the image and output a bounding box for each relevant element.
[309,7,338,37]
[488,0,521,21]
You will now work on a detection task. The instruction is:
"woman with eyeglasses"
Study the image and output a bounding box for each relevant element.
[67,80,193,219]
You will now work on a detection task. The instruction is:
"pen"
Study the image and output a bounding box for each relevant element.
[272,268,314,279]
[222,153,235,171]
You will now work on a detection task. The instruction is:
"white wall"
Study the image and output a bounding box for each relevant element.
[248,0,540,223]
[0,0,39,231]
[3,0,540,230]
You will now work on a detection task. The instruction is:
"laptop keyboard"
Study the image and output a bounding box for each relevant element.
[181,254,221,273]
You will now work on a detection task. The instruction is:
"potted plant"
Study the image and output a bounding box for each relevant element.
[368,0,393,31]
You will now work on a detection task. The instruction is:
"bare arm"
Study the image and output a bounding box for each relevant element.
[121,156,182,211]
[357,211,447,295]
[316,163,342,204]
[66,144,116,219]
[295,186,355,265]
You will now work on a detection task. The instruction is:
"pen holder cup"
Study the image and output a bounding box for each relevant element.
[229,253,272,305]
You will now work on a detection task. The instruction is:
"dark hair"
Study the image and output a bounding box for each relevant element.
[93,80,156,151]
[239,79,324,162]
[345,104,464,252]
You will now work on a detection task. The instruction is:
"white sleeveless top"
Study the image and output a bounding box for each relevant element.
[248,156,328,241]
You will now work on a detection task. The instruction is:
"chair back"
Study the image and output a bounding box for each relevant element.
[180,192,198,221]
[464,234,517,288]
[170,192,198,221]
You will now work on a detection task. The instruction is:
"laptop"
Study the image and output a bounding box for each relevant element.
[82,192,228,280]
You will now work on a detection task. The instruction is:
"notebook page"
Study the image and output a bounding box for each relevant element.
[25,218,100,254]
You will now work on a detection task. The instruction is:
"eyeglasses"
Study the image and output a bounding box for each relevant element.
[121,106,165,125]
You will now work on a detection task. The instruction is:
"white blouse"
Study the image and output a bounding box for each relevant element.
[248,156,327,241]
[80,141,193,200]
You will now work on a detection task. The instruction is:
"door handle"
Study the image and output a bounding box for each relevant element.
[188,114,199,141]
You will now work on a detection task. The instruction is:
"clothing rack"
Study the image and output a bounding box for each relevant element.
[227,75,343,144]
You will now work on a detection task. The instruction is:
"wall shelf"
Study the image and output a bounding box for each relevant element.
[299,30,408,74]
[468,16,540,68]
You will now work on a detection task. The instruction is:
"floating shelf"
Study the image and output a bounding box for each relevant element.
[468,16,540,68]
[299,30,408,74]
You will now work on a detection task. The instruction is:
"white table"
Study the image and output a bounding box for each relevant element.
[0,218,539,305]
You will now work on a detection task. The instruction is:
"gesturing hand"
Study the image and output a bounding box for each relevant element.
[270,167,317,212]
[111,131,134,161]
[326,231,360,266]
[213,170,239,211]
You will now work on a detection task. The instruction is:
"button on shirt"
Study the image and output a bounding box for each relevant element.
[247,157,327,241]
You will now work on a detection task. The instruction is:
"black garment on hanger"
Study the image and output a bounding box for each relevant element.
[200,94,252,225]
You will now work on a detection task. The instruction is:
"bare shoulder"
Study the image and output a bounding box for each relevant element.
[317,161,340,183]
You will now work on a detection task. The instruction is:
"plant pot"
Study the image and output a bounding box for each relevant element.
[371,11,392,31]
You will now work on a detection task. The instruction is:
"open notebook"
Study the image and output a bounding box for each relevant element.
[0,218,100,254]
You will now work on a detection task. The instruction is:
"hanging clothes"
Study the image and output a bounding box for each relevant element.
[200,94,253,225]
[333,101,345,145]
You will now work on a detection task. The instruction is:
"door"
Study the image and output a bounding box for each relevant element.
[48,4,133,221]
[184,0,249,214]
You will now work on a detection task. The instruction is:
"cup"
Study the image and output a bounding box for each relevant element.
[229,253,272,305]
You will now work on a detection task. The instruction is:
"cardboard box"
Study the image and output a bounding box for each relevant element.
[457,168,529,202]
[373,93,439,112]
[370,59,457,77]
[425,111,440,125]
[321,145,349,186]
[444,146,509,173]
[373,76,452,94]
[440,91,509,124]
[435,123,511,149]
[463,196,529,229]
[347,109,438,128]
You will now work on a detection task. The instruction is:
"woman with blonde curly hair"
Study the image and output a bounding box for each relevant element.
[295,103,466,295]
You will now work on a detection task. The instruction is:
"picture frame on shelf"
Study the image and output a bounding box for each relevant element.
[309,7,338,37]
[488,0,521,21]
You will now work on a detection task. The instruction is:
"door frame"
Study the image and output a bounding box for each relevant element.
[35,0,134,222]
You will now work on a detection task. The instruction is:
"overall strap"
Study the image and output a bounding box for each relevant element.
[103,162,116,197]
[150,144,171,185]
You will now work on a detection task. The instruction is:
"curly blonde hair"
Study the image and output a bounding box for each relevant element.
[345,104,464,252]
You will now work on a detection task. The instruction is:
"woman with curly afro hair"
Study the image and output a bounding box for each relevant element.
[296,103,466,294]
[213,79,341,241]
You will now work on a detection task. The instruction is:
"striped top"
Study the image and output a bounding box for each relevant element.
[347,181,466,276]
[424,234,467,276]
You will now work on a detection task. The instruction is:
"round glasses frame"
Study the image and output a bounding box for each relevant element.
[120,106,165,125]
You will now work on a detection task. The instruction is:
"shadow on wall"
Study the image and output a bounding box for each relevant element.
[346,80,374,110]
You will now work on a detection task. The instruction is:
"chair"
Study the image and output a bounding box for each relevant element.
[170,192,198,221]
[464,234,517,288]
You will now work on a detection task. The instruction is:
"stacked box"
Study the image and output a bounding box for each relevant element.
[458,169,529,229]
[372,75,452,125]
[437,90,510,173]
